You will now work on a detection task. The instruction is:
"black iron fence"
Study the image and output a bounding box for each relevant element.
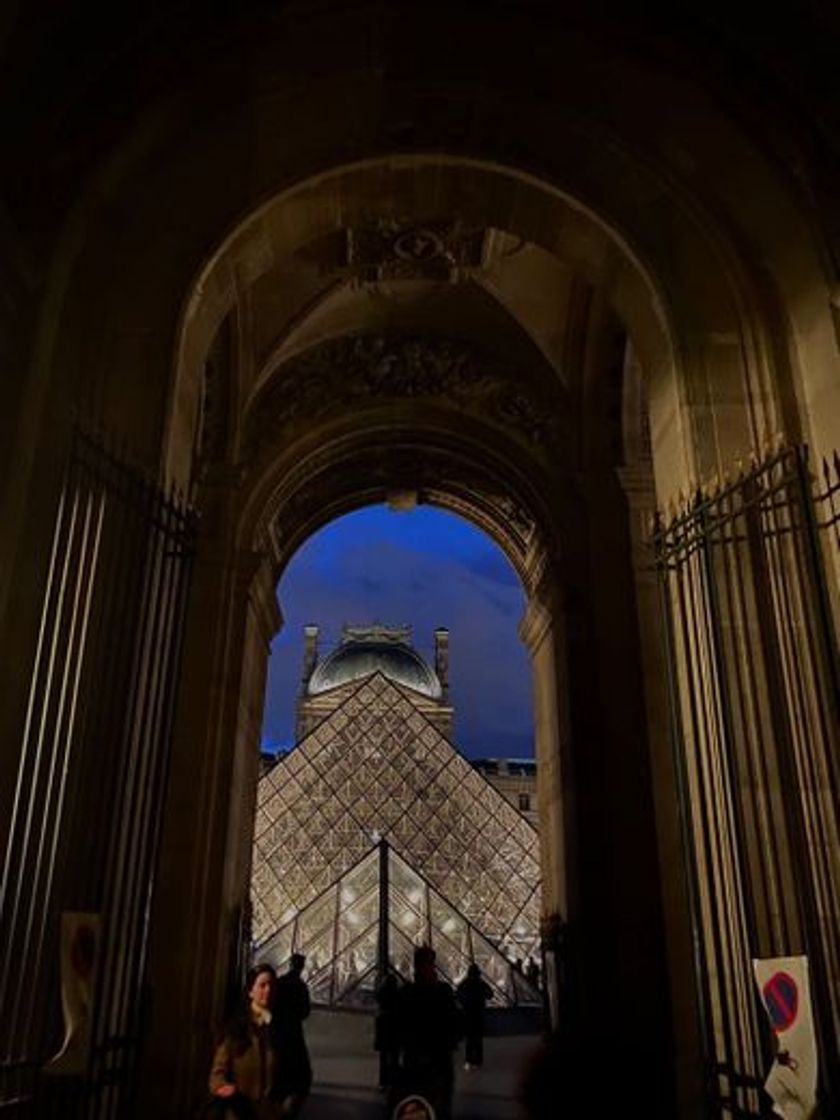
[653,445,840,1117]
[0,429,195,1118]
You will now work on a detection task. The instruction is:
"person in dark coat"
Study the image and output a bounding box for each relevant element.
[271,953,312,1117]
[394,946,461,1120]
[456,963,493,1070]
[374,972,401,1090]
[524,958,541,991]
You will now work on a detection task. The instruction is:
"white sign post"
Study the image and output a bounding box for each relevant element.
[752,956,818,1120]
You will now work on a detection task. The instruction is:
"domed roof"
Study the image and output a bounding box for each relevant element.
[307,625,442,699]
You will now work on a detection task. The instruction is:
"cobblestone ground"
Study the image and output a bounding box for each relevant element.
[303,1006,543,1119]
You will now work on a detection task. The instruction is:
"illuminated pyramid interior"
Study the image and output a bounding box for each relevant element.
[257,842,540,1007]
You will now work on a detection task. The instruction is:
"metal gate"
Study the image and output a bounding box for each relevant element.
[653,446,840,1117]
[0,429,195,1118]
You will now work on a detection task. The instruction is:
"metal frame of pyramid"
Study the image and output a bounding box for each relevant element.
[252,672,541,1002]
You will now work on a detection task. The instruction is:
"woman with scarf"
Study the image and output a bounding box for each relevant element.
[207,964,281,1119]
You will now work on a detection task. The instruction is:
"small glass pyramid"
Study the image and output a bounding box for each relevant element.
[258,841,539,1007]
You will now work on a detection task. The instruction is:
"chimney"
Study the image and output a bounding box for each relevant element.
[302,624,319,687]
[434,627,449,702]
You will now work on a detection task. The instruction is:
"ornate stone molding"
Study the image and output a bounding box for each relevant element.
[243,334,561,458]
[344,218,486,284]
[247,551,283,647]
[616,463,657,574]
[519,587,558,655]
[258,438,546,588]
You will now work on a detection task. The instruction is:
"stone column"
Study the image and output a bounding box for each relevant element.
[137,472,281,1117]
[617,463,704,1119]
[519,573,579,1031]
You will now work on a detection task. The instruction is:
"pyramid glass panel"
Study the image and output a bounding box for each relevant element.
[252,671,541,1002]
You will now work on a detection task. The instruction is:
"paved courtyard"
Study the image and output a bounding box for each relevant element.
[303,1007,543,1119]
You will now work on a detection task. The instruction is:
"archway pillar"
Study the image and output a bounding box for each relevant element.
[617,463,704,1119]
[540,462,678,1114]
[138,473,281,1117]
[519,571,578,1031]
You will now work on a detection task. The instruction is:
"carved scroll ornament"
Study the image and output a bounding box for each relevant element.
[243,334,560,458]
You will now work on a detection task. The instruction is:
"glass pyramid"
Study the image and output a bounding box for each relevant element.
[252,672,541,1002]
[257,842,540,1007]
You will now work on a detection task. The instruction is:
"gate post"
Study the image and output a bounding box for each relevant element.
[137,472,281,1118]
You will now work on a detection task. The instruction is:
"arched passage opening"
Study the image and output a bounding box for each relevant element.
[145,274,671,1112]
[253,503,540,1024]
[139,153,713,1114]
[143,151,839,1117]
[170,407,575,966]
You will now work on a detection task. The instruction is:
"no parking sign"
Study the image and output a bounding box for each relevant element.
[762,971,799,1033]
[753,956,817,1120]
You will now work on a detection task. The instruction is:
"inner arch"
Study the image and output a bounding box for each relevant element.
[168,156,684,493]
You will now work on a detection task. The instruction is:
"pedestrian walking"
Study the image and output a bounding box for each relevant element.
[206,963,281,1119]
[525,958,541,991]
[394,946,461,1119]
[271,953,312,1117]
[456,964,493,1070]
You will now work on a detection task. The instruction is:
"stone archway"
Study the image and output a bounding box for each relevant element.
[142,148,719,1114]
[143,280,676,1111]
[80,147,832,1117]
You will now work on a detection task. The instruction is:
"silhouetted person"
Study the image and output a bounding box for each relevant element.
[375,972,401,1090]
[456,964,493,1069]
[271,953,312,1116]
[395,946,461,1119]
[525,958,541,991]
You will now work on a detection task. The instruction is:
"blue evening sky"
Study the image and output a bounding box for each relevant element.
[261,504,534,760]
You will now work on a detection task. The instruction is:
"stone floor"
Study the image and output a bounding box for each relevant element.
[302,1007,543,1119]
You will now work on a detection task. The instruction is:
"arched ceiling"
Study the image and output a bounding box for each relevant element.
[179,157,670,499]
[230,220,587,485]
[246,234,576,405]
[5,0,840,549]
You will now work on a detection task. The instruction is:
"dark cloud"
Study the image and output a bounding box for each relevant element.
[261,506,534,759]
[458,550,521,588]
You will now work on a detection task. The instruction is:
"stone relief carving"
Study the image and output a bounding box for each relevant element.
[344,218,486,284]
[244,334,560,457]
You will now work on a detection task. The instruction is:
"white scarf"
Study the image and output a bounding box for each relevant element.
[250,1004,272,1027]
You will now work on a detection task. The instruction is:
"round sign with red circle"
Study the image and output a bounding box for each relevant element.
[762,971,798,1032]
